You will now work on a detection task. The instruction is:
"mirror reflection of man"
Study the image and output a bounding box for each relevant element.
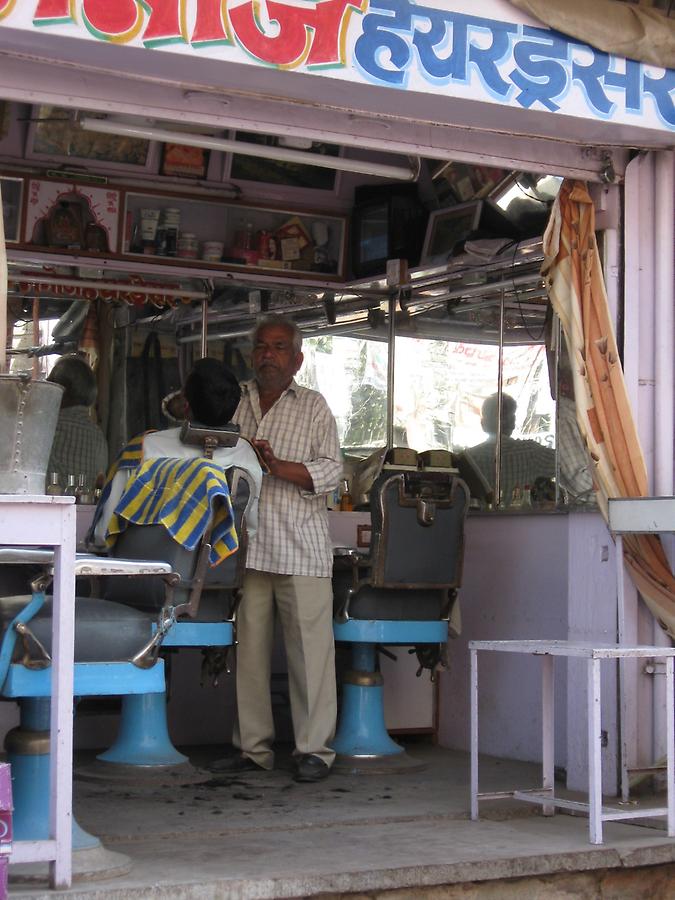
[46,353,108,489]
[216,314,342,783]
[466,392,555,506]
[557,366,596,504]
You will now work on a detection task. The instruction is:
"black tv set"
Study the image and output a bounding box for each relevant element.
[350,183,427,278]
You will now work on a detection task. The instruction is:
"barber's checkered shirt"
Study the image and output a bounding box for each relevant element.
[233,379,342,577]
[47,406,108,487]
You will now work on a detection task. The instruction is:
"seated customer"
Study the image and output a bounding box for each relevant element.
[47,353,108,489]
[466,392,555,506]
[92,357,262,549]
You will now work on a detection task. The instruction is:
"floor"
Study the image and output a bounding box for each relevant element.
[8,739,675,899]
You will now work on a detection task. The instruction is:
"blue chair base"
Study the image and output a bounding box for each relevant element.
[97,692,187,767]
[96,622,234,770]
[332,620,447,765]
[3,658,167,844]
[7,699,97,849]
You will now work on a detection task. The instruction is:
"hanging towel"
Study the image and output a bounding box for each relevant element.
[105,456,238,566]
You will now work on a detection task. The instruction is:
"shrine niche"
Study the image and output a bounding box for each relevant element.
[26,179,119,253]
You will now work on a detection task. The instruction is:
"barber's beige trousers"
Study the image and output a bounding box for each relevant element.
[232,571,337,770]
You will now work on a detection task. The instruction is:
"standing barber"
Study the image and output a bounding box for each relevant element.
[223,314,342,782]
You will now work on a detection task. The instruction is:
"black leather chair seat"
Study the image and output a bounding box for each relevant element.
[0,596,155,663]
[332,570,446,621]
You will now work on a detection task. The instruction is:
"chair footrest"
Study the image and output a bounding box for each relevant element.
[154,621,233,647]
[333,619,448,644]
[2,660,166,698]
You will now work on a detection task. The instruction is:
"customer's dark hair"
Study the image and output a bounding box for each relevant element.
[47,354,97,408]
[184,357,241,426]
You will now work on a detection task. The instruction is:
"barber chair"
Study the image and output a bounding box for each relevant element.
[0,549,174,880]
[86,422,254,781]
[332,451,469,772]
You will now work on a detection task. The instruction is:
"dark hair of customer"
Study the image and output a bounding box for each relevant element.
[481,392,517,437]
[47,354,97,408]
[184,357,241,426]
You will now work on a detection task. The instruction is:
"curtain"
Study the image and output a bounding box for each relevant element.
[542,180,675,639]
[508,0,675,69]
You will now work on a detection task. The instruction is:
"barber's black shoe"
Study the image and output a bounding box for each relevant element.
[293,754,331,783]
[208,755,268,774]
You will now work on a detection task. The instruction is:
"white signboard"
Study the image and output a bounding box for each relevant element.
[0,0,673,132]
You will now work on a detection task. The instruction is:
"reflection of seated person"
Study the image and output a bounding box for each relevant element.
[47,353,108,488]
[557,369,596,505]
[465,393,555,506]
[92,358,263,549]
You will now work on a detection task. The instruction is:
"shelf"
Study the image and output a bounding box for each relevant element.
[5,170,347,285]
[122,189,346,278]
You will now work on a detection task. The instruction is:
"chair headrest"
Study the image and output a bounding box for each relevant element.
[179,420,240,456]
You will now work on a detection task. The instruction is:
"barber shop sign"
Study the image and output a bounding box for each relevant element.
[1,0,673,130]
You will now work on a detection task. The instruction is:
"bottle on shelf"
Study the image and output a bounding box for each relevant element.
[64,475,78,498]
[243,221,254,251]
[45,472,62,496]
[339,478,354,512]
[521,484,533,508]
[76,474,94,505]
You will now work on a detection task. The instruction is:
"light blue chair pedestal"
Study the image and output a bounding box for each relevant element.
[7,699,97,850]
[7,654,166,884]
[332,620,448,774]
[79,621,234,785]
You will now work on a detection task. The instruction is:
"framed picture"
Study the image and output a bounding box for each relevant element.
[421,202,482,264]
[433,162,510,205]
[0,175,24,243]
[229,132,339,191]
[26,105,153,171]
[160,143,210,179]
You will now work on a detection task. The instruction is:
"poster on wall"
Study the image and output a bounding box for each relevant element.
[160,143,210,179]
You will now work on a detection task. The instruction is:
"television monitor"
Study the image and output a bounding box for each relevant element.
[351,183,426,278]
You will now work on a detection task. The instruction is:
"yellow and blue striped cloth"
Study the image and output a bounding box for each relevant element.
[105,456,238,566]
[89,431,153,542]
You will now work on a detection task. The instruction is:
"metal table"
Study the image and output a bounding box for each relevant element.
[0,496,76,888]
[0,517,174,889]
[469,638,675,845]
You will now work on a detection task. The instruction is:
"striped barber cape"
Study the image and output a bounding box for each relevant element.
[106,456,238,566]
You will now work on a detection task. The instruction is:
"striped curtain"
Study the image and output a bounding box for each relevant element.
[542,180,675,639]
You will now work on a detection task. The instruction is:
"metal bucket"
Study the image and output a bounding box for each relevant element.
[0,374,64,494]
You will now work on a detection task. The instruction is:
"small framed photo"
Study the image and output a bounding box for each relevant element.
[160,143,210,179]
[0,175,24,243]
[421,202,482,264]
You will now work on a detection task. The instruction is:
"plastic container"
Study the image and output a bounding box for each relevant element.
[177,233,199,259]
[201,241,224,262]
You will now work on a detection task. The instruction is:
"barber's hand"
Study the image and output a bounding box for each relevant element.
[252,440,313,490]
[252,439,279,475]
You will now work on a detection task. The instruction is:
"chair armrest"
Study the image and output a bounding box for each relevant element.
[333,547,372,592]
[0,546,174,578]
[73,555,174,578]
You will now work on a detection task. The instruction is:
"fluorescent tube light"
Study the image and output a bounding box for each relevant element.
[79,117,418,182]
